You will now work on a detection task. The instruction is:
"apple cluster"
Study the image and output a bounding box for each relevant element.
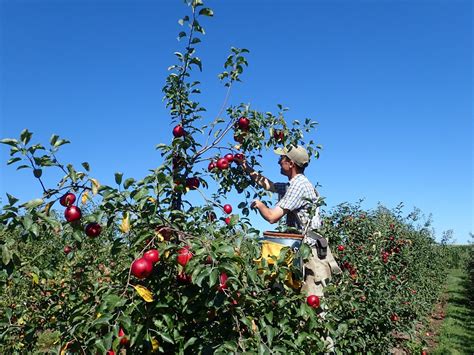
[59,192,102,254]
[131,249,160,279]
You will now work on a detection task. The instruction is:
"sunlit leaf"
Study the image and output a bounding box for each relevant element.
[81,191,89,205]
[120,212,130,233]
[90,178,100,195]
[133,285,154,303]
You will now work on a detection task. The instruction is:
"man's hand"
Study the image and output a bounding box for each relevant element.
[251,199,285,224]
[251,199,264,210]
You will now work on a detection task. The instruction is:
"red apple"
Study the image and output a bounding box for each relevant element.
[273,130,284,141]
[172,125,185,138]
[234,153,244,161]
[177,246,193,266]
[223,204,232,214]
[143,249,160,264]
[64,206,82,222]
[208,161,216,171]
[59,192,76,207]
[216,158,229,170]
[118,328,129,346]
[224,153,234,163]
[85,222,102,237]
[107,350,115,355]
[390,314,399,322]
[131,257,153,279]
[217,272,228,292]
[224,217,231,225]
[307,295,320,308]
[337,245,345,252]
[177,271,192,283]
[64,246,72,254]
[238,117,250,130]
[186,177,200,190]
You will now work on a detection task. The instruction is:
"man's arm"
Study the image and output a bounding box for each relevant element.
[238,159,276,192]
[251,200,286,224]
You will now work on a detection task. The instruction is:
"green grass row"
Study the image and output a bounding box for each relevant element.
[432,269,474,355]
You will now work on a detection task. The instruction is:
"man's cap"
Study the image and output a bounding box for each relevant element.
[274,145,310,167]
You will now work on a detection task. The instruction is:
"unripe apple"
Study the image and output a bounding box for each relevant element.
[33,168,42,178]
[223,204,232,214]
[237,117,250,130]
[131,257,153,279]
[185,177,200,190]
[64,246,72,254]
[208,161,216,171]
[216,158,229,170]
[64,206,82,222]
[307,295,320,308]
[60,192,76,207]
[143,249,160,264]
[172,125,185,138]
[224,153,234,163]
[177,246,193,266]
[85,222,102,237]
[217,272,228,292]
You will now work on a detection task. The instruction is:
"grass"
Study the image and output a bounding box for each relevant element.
[432,269,474,355]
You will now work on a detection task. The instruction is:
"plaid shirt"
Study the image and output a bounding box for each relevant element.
[275,174,321,246]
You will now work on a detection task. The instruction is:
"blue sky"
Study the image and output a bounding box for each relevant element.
[0,0,472,243]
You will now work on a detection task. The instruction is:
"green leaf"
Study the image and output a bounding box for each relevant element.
[209,268,219,288]
[0,138,18,146]
[265,326,275,347]
[7,157,21,165]
[1,244,12,265]
[50,134,59,146]
[6,193,19,205]
[115,172,123,185]
[123,178,135,189]
[158,331,174,344]
[21,198,44,209]
[199,8,213,16]
[131,187,148,201]
[67,164,77,182]
[54,138,70,148]
[193,266,211,287]
[16,164,30,170]
[20,129,32,145]
[184,337,197,349]
[82,162,90,171]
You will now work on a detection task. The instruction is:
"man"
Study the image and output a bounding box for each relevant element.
[236,145,341,297]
